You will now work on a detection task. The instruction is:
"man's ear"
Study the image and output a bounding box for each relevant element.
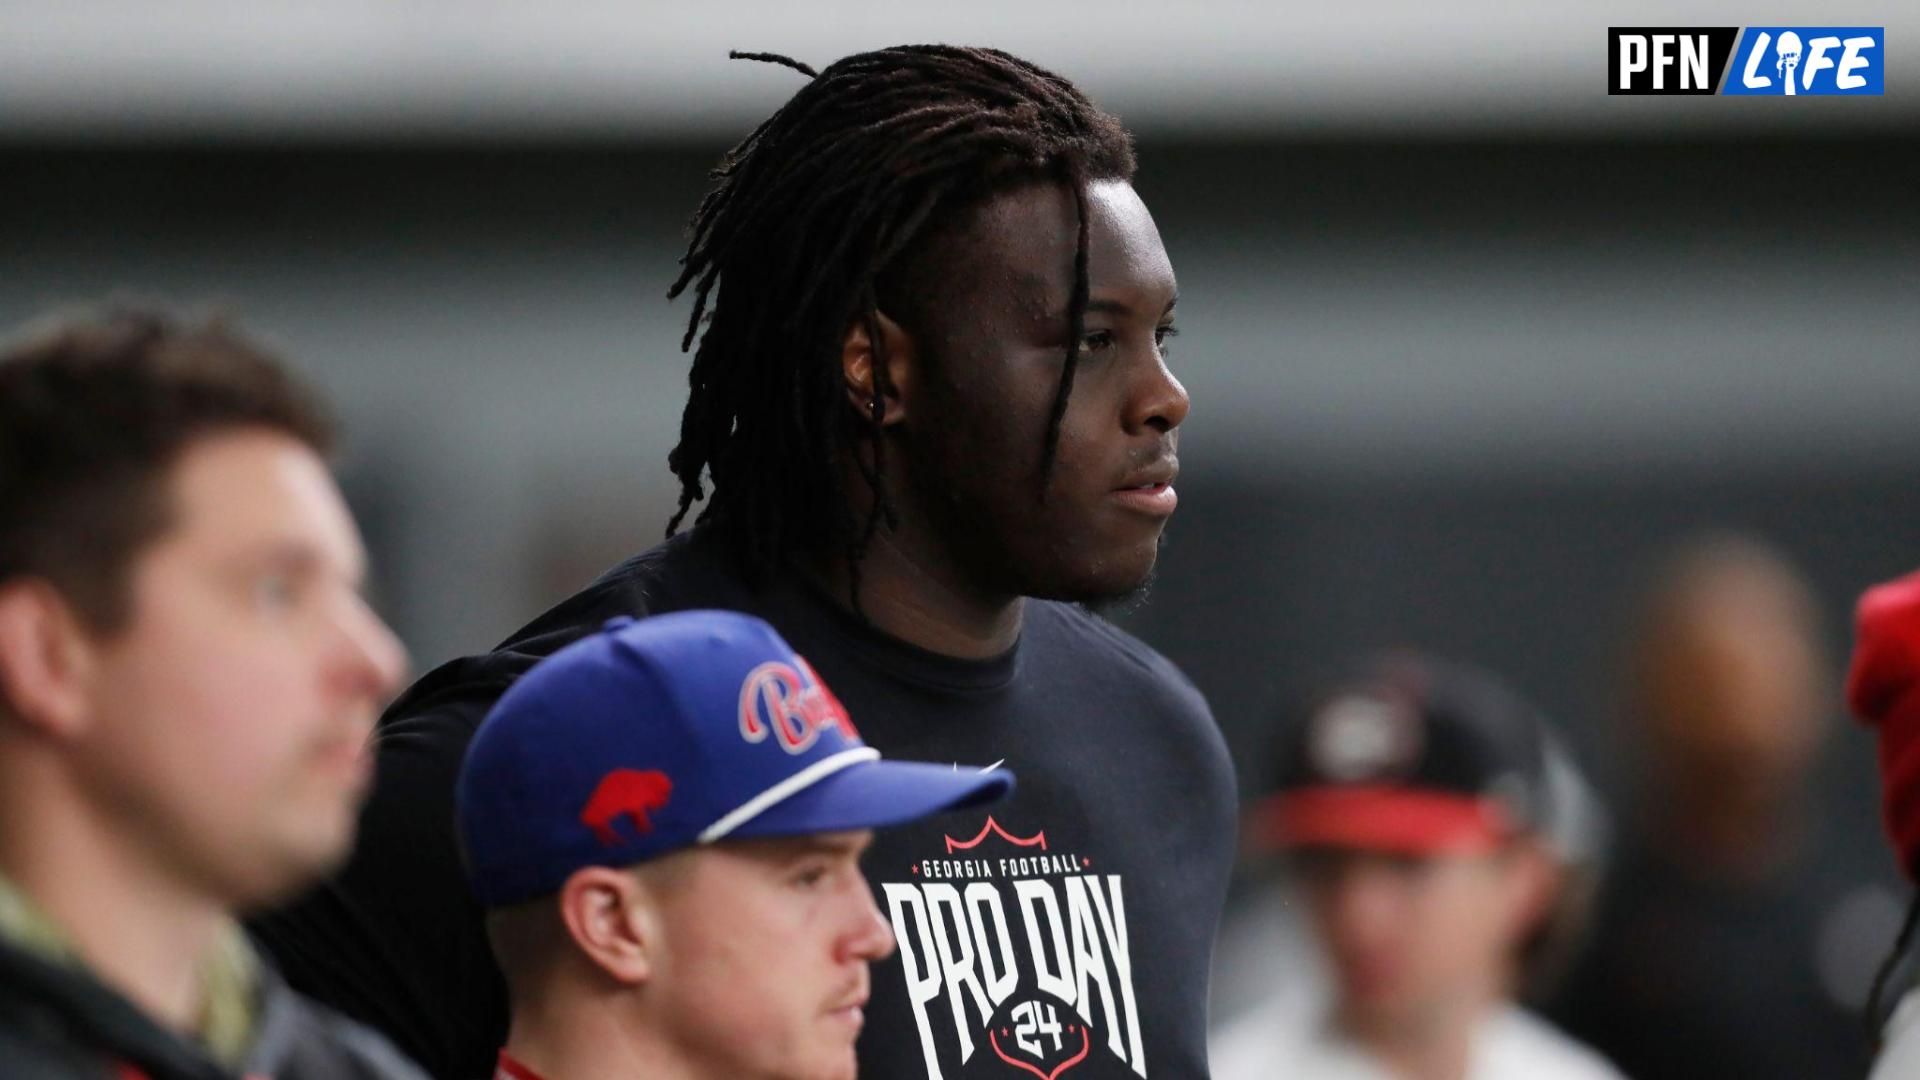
[557,865,662,987]
[841,309,914,428]
[1502,840,1563,947]
[0,580,97,738]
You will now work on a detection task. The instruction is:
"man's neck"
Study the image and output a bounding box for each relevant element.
[1652,781,1805,881]
[0,759,227,1032]
[809,525,1024,660]
[504,998,709,1080]
[1339,997,1489,1080]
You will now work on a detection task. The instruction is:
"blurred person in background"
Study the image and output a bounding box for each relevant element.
[1846,569,1920,1077]
[1211,655,1623,1080]
[1208,682,1612,1045]
[0,309,419,1078]
[457,611,1012,1080]
[251,44,1235,1080]
[1549,533,1894,1079]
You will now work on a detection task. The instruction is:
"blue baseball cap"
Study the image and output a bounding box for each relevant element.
[456,610,1014,908]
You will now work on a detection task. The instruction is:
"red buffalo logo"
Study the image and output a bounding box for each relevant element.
[737,658,860,754]
[579,769,674,847]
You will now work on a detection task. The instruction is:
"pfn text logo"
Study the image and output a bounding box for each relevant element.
[1610,28,1739,94]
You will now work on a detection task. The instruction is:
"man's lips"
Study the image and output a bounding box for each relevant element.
[828,992,869,1030]
[1111,462,1178,516]
[311,723,375,787]
[1109,483,1177,516]
[1115,459,1177,492]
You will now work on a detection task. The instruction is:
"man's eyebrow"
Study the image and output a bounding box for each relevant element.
[1084,292,1180,318]
[777,833,873,860]
[245,539,368,590]
[251,541,323,574]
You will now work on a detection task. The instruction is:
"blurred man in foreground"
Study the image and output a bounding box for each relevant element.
[1211,656,1622,1080]
[457,610,1012,1080]
[1847,569,1920,1077]
[0,309,419,1078]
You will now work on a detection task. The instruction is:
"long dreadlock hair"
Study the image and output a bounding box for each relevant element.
[663,45,1138,590]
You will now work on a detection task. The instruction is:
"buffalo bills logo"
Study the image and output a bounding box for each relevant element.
[737,658,859,754]
[580,768,673,846]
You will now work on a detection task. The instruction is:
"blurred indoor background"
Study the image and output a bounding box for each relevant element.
[4,3,1917,1075]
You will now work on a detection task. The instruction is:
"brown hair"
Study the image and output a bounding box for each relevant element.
[0,305,336,632]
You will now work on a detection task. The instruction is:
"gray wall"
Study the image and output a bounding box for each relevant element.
[4,137,1916,837]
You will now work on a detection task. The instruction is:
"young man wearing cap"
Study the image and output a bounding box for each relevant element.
[253,45,1236,1080]
[0,308,420,1078]
[457,610,1012,1080]
[1847,569,1920,1077]
[1211,657,1622,1080]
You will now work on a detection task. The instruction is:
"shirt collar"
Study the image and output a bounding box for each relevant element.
[0,870,260,1069]
[496,1048,550,1080]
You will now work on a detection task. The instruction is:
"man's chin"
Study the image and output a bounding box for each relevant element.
[1339,992,1419,1039]
[1076,567,1157,617]
[1035,537,1164,613]
[790,1043,859,1080]
[234,824,356,909]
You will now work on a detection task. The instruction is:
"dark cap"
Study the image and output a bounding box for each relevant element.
[1255,654,1550,855]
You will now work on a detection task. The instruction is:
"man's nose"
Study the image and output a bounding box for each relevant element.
[844,887,896,963]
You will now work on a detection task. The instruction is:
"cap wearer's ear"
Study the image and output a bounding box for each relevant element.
[840,310,914,427]
[555,865,659,987]
[1499,838,1562,952]
[0,580,97,737]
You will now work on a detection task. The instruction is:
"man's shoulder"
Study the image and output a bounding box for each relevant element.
[1025,602,1231,793]
[1208,994,1306,1080]
[379,530,744,734]
[0,953,123,1080]
[1211,1003,1383,1080]
[497,527,742,655]
[0,1026,96,1080]
[1483,1006,1627,1080]
[1027,600,1206,702]
[0,936,427,1080]
[254,974,430,1080]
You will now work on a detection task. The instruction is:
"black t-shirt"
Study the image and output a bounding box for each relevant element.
[250,527,1238,1080]
[1546,821,1887,1080]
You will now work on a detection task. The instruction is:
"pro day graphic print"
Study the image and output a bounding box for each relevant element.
[882,813,1147,1079]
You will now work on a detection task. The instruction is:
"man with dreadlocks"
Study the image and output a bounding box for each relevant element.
[250,44,1236,1080]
